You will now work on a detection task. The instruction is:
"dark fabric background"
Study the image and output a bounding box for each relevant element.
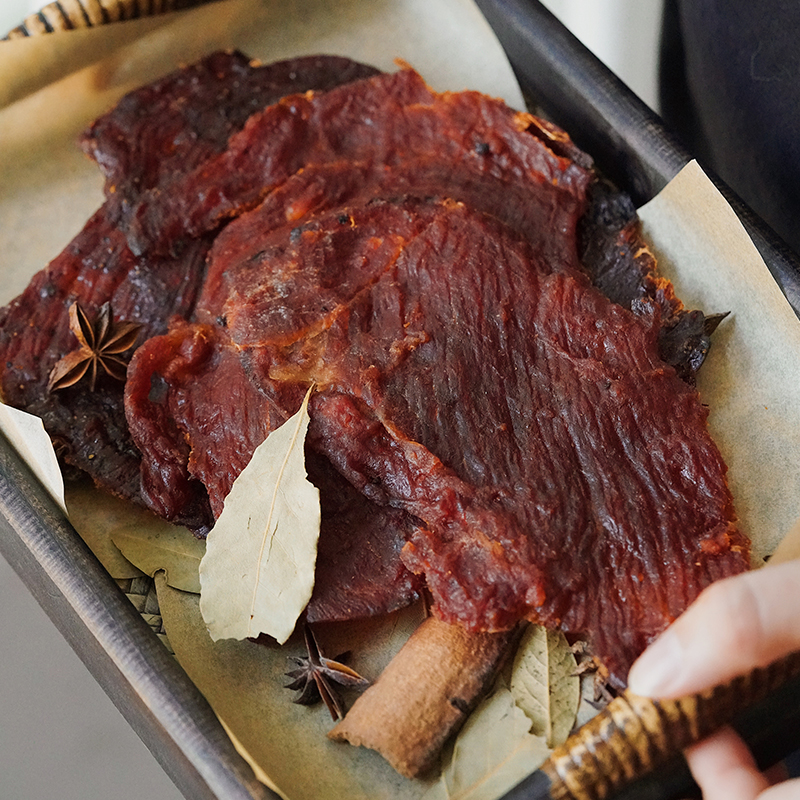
[660,0,800,256]
[660,2,800,778]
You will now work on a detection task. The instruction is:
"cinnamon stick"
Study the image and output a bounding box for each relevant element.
[329,616,517,778]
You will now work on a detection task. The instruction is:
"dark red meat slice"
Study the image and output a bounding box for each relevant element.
[0,53,383,504]
[121,68,591,257]
[122,321,227,530]
[0,52,747,676]
[305,453,423,623]
[124,318,422,619]
[80,52,380,229]
[126,195,748,685]
[0,206,209,499]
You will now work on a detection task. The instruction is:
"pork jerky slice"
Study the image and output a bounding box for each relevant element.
[0,54,383,505]
[80,51,380,230]
[122,68,591,258]
[197,196,748,685]
[0,206,209,500]
[143,66,713,381]
[124,318,423,619]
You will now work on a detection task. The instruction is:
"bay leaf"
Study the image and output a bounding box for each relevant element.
[65,481,148,580]
[423,687,550,800]
[0,401,66,514]
[199,386,320,644]
[112,521,205,593]
[509,624,579,748]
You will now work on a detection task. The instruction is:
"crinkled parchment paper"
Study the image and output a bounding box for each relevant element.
[2,2,800,798]
[637,166,800,562]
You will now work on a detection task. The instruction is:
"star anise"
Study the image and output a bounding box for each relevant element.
[47,301,142,393]
[285,625,370,720]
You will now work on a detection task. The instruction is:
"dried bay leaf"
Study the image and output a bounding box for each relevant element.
[509,624,579,748]
[112,521,205,593]
[199,386,320,644]
[0,402,66,514]
[423,687,550,800]
[65,481,148,580]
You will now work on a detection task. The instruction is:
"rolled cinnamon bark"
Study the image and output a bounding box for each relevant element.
[329,615,517,778]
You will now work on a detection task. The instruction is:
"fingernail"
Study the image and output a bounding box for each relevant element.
[627,629,683,697]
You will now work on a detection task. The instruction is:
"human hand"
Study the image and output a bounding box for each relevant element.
[627,558,800,799]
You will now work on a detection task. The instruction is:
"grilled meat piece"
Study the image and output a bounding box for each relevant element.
[0,57,748,674]
[126,193,748,684]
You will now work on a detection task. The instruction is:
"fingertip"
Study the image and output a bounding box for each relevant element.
[627,627,683,697]
[631,563,800,699]
[685,727,769,800]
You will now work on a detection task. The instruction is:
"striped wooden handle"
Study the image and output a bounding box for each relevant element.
[540,650,800,800]
[4,0,217,39]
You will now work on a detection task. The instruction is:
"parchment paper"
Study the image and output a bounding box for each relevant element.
[2,1,800,798]
[637,164,800,561]
[157,576,431,800]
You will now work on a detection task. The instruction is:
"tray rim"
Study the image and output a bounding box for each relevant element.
[475,0,800,317]
[1,3,799,800]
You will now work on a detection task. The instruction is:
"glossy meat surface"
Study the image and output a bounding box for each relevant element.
[81,51,380,231]
[0,206,209,499]
[128,191,748,683]
[121,68,590,257]
[237,199,748,682]
[0,55,749,673]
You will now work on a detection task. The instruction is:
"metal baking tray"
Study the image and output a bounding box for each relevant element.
[1,3,799,800]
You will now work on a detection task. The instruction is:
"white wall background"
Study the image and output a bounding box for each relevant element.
[0,0,42,33]
[0,2,664,798]
[540,0,664,109]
